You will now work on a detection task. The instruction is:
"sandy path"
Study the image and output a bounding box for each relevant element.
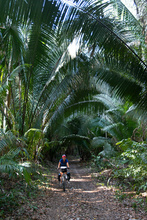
[18,159,146,220]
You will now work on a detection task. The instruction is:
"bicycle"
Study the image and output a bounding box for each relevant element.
[59,166,70,191]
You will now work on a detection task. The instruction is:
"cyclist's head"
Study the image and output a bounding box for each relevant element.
[62,154,66,160]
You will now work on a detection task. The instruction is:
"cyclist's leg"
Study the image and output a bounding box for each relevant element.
[60,171,63,183]
[63,172,68,180]
[61,172,67,178]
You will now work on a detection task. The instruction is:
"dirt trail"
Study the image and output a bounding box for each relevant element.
[18,159,146,220]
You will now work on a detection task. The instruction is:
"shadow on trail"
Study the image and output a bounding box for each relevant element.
[48,158,141,220]
[6,159,145,220]
[52,158,92,192]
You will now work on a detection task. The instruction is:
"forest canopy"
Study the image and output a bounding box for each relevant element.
[0,0,147,192]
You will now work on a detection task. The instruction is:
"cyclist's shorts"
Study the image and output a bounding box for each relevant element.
[61,168,67,173]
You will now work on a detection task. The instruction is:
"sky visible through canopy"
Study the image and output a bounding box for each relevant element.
[64,0,138,58]
[121,0,137,17]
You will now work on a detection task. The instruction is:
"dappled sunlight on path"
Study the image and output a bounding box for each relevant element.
[42,159,145,220]
[14,159,146,220]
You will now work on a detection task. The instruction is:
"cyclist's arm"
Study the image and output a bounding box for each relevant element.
[58,161,61,169]
[66,162,69,168]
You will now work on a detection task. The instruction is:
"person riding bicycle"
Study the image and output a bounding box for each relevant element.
[57,154,70,183]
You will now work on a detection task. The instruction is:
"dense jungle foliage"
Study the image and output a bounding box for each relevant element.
[0,0,147,214]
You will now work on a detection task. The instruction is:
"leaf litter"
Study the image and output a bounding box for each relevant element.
[1,159,147,220]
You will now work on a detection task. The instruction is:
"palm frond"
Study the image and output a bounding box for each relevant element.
[62,134,90,142]
[0,154,31,183]
[0,130,30,182]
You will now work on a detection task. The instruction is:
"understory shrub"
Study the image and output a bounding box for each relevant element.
[113,139,147,191]
[92,138,147,192]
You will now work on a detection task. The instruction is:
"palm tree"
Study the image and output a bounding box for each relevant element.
[0,0,146,161]
[0,0,70,134]
[0,129,30,182]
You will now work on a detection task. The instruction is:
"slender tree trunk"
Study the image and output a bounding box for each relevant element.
[3,78,8,132]
[10,84,16,131]
[3,48,12,131]
[21,71,31,135]
[134,0,147,57]
[18,72,22,135]
[19,72,22,111]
